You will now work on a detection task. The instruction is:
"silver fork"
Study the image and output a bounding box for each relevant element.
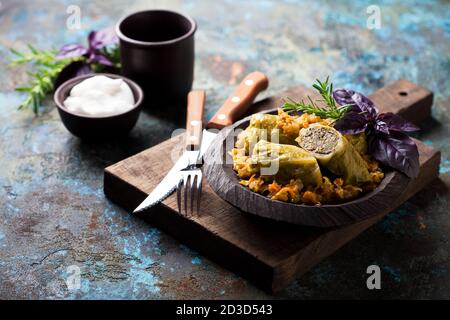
[177,163,202,216]
[176,90,205,216]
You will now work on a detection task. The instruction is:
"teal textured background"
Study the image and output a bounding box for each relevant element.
[0,0,449,299]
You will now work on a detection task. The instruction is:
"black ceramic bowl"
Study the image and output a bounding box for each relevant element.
[54,73,143,140]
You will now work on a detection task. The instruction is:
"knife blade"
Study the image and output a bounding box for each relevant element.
[133,152,189,212]
[133,90,205,213]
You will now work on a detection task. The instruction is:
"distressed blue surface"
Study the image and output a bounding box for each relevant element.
[0,0,449,299]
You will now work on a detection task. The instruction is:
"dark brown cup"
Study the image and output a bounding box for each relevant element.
[116,10,196,106]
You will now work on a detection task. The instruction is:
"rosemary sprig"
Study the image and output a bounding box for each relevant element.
[10,45,73,114]
[282,76,351,120]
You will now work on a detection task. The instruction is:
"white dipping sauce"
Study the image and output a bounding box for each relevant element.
[63,75,135,116]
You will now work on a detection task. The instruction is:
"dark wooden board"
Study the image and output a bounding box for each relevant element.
[203,80,430,227]
[104,80,439,293]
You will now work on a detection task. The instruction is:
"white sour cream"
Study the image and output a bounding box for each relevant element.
[63,75,135,116]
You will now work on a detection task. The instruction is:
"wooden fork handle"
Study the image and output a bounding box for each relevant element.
[206,71,269,130]
[186,90,205,150]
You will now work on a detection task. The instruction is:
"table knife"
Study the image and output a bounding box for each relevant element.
[133,90,205,213]
[133,71,269,213]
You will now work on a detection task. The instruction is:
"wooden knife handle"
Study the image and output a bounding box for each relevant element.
[186,90,205,150]
[206,71,269,129]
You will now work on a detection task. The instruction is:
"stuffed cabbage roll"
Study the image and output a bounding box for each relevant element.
[248,113,298,145]
[249,140,322,186]
[345,133,368,155]
[235,127,264,155]
[296,124,371,184]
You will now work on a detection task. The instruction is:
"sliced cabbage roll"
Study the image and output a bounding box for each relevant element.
[296,124,371,184]
[249,140,322,186]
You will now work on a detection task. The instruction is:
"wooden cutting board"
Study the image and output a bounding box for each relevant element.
[104,80,440,293]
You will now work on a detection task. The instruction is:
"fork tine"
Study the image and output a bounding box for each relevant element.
[183,174,189,216]
[196,172,202,216]
[190,175,197,216]
[176,178,183,214]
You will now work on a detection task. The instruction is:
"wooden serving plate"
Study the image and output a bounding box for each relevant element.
[104,79,439,293]
[204,109,410,227]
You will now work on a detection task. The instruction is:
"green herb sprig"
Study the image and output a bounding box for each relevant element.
[10,45,74,114]
[10,28,119,115]
[282,76,351,120]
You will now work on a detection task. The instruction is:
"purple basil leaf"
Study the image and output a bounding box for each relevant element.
[56,44,88,59]
[374,119,390,134]
[368,131,420,178]
[351,92,378,119]
[88,31,97,49]
[333,88,356,106]
[334,112,368,134]
[88,27,118,50]
[376,112,420,132]
[54,61,92,88]
[91,54,114,66]
[333,88,378,119]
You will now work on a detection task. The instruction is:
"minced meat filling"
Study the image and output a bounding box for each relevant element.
[298,126,339,154]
